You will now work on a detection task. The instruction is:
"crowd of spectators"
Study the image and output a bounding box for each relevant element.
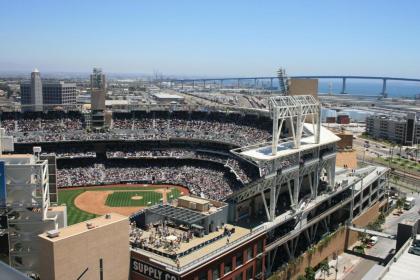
[40,147,96,159]
[1,118,83,133]
[42,151,96,159]
[106,149,195,159]
[105,148,257,183]
[111,115,270,146]
[57,161,237,200]
[226,158,253,184]
[1,111,271,147]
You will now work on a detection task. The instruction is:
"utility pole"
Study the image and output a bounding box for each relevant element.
[334,250,339,280]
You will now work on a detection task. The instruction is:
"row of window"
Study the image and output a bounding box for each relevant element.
[196,239,264,280]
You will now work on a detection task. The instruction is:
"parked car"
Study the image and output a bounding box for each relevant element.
[367,236,378,248]
[404,197,415,210]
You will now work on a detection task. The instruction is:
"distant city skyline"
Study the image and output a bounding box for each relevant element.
[1,0,419,77]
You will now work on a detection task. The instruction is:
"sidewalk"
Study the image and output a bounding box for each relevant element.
[314,243,364,280]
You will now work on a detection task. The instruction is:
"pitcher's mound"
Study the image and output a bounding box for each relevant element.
[131,195,143,200]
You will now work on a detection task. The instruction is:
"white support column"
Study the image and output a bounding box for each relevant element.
[295,108,302,148]
[283,243,291,259]
[322,218,329,232]
[315,104,321,144]
[272,109,279,155]
[293,177,300,207]
[304,229,311,244]
[269,186,276,221]
[327,160,336,189]
[271,247,278,270]
[313,169,320,197]
[275,182,283,204]
[308,172,314,198]
[287,181,295,209]
[260,191,271,221]
[289,116,297,147]
[291,237,299,257]
[330,161,336,188]
[311,223,319,241]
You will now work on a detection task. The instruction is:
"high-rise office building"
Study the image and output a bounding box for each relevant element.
[31,69,43,111]
[20,69,43,111]
[42,82,77,106]
[20,69,76,111]
[90,67,107,90]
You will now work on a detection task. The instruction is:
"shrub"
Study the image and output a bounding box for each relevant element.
[304,267,315,280]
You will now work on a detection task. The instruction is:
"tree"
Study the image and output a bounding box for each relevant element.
[359,232,368,244]
[396,198,405,212]
[297,275,307,280]
[353,245,365,254]
[305,266,315,280]
[319,260,330,279]
[393,174,400,185]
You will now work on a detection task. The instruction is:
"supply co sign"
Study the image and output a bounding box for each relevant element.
[131,259,179,280]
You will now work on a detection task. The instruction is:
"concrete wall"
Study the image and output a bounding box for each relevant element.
[272,200,385,280]
[91,89,106,110]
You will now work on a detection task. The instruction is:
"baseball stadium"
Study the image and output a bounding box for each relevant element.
[0,95,389,280]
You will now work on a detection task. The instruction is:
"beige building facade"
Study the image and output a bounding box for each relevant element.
[38,213,130,280]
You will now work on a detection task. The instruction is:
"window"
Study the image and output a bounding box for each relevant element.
[234,272,243,280]
[246,266,254,280]
[257,239,263,254]
[247,246,253,261]
[236,251,243,267]
[199,270,208,280]
[256,258,262,275]
[224,257,232,274]
[212,265,220,280]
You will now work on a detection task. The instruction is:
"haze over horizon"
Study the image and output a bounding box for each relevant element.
[1,0,420,77]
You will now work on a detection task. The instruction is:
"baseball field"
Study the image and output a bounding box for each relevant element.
[58,184,187,225]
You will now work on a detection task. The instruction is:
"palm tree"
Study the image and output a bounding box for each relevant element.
[398,144,402,159]
[405,147,412,158]
[393,174,400,186]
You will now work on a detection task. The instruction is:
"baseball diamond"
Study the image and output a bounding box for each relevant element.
[58,185,187,225]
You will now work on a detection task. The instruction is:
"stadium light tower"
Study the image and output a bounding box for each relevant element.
[269,95,321,155]
[277,68,289,95]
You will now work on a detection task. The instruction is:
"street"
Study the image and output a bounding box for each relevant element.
[319,193,420,280]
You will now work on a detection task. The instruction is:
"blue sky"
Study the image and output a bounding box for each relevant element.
[0,0,419,77]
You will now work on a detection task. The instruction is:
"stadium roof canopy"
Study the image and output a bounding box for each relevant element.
[147,204,206,225]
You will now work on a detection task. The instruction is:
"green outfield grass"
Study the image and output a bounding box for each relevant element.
[58,189,97,225]
[105,191,163,207]
[167,187,183,201]
[58,186,183,225]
